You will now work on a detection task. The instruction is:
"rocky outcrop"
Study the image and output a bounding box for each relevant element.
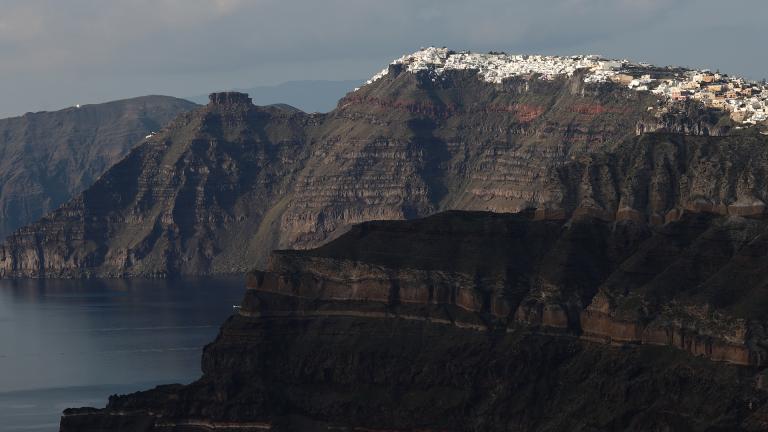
[208,92,253,106]
[557,130,768,224]
[635,102,733,137]
[0,96,198,239]
[1,68,759,278]
[60,211,768,431]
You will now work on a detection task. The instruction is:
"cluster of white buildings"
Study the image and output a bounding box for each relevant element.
[364,47,768,125]
[648,72,768,124]
[366,47,612,85]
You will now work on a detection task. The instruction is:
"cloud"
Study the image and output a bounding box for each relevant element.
[0,4,46,41]
[0,0,765,117]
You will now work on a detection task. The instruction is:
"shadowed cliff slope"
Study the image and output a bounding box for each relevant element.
[0,68,757,277]
[0,96,198,239]
[60,211,768,431]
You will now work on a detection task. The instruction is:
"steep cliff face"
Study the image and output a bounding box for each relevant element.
[557,130,768,223]
[0,96,198,239]
[278,68,658,251]
[60,211,768,431]
[0,93,310,277]
[0,67,753,277]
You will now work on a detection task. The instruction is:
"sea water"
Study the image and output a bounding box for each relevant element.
[0,277,245,431]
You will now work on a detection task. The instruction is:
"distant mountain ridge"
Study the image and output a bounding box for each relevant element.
[0,95,198,239]
[2,48,767,278]
[187,80,361,113]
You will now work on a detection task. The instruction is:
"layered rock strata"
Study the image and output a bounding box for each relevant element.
[61,211,768,431]
[246,211,768,367]
[3,65,763,277]
[0,96,197,238]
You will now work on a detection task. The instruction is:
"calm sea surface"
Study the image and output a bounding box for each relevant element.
[0,277,246,431]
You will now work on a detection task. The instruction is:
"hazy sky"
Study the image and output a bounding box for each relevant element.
[1,0,766,117]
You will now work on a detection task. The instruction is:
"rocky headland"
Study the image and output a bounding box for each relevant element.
[60,210,768,431]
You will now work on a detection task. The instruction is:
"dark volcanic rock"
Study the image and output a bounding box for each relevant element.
[3,70,758,278]
[60,211,768,431]
[209,92,253,106]
[0,96,198,239]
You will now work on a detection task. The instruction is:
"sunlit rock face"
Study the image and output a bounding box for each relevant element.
[60,211,768,431]
[3,46,768,278]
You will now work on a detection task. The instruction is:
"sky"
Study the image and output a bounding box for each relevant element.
[1,0,767,117]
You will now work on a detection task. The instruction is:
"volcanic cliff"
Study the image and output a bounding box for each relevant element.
[0,96,198,239]
[1,49,759,277]
[60,211,768,431]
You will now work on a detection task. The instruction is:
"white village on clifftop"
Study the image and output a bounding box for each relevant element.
[365,47,768,125]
